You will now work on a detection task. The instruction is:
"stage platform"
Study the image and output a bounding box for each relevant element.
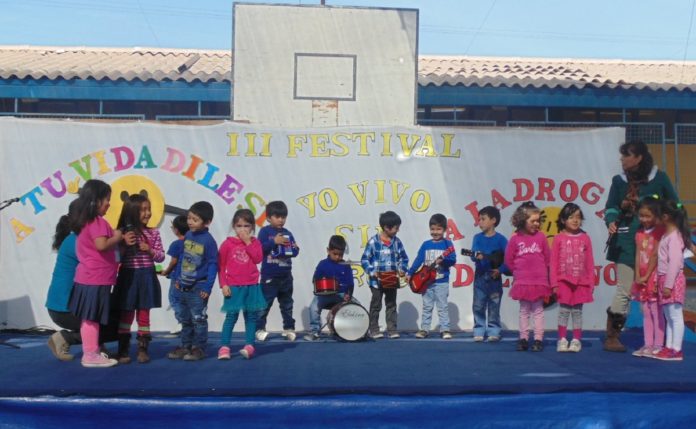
[1,329,695,428]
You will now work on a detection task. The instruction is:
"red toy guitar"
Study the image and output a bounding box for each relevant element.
[409,247,455,294]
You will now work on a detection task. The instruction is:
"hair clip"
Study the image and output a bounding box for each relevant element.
[651,194,659,200]
[676,202,683,209]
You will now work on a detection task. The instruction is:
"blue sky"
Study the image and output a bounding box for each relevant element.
[2,0,696,60]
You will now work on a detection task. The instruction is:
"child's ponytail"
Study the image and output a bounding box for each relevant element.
[662,200,691,249]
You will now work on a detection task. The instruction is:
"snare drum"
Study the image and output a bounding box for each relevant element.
[327,302,369,342]
[377,271,399,289]
[313,277,338,295]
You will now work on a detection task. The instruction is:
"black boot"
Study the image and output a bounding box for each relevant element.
[137,334,152,364]
[117,333,132,364]
[603,308,627,352]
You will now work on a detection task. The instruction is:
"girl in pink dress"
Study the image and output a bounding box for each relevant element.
[654,200,691,361]
[630,197,665,358]
[551,203,595,353]
[505,202,551,352]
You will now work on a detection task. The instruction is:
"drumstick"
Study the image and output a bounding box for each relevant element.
[338,260,361,265]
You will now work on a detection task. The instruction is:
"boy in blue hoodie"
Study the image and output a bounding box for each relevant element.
[304,235,355,341]
[167,201,218,361]
[407,213,457,339]
[255,201,300,342]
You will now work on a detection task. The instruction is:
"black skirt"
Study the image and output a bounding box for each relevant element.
[114,266,162,310]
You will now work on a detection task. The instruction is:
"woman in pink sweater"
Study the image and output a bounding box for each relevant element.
[217,209,267,360]
[550,203,596,353]
[505,202,551,352]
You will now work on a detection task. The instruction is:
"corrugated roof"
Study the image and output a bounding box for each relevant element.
[418,56,696,91]
[3,45,696,91]
[0,45,230,83]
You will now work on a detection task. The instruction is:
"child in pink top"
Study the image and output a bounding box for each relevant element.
[654,200,690,361]
[630,197,665,358]
[217,209,266,360]
[68,179,135,368]
[551,203,596,353]
[504,202,551,352]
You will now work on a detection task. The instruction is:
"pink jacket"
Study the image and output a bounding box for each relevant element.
[657,230,685,290]
[504,231,550,287]
[550,231,595,288]
[218,236,263,287]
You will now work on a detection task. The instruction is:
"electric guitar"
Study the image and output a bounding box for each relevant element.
[409,247,455,294]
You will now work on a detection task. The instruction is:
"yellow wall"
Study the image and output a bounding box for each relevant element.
[649,144,696,218]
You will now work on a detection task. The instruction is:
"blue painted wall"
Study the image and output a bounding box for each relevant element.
[3,77,696,110]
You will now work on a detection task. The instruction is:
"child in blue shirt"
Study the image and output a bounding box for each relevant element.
[167,202,218,361]
[160,215,189,335]
[361,211,409,339]
[255,201,300,342]
[470,206,509,342]
[304,235,356,341]
[408,214,457,339]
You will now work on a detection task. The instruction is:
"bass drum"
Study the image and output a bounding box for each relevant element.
[327,302,369,342]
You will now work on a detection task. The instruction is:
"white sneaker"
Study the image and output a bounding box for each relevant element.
[303,333,320,341]
[255,330,269,342]
[556,338,569,352]
[568,339,582,353]
[282,330,296,342]
[473,336,484,342]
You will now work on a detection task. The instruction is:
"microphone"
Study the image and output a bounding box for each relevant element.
[604,210,628,252]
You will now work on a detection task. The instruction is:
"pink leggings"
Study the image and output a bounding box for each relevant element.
[519,299,544,341]
[641,301,664,349]
[80,320,100,355]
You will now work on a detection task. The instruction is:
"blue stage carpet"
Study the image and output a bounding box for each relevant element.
[1,329,695,428]
[2,392,696,429]
[1,330,695,397]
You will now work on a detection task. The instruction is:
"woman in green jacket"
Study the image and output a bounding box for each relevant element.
[603,140,678,352]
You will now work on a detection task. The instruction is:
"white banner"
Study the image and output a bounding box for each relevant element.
[0,118,623,332]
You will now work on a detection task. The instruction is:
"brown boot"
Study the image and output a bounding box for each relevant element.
[137,334,152,363]
[603,308,627,352]
[117,333,132,364]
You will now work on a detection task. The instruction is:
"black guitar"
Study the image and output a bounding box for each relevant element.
[460,248,504,270]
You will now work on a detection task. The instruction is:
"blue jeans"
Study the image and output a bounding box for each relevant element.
[309,294,346,333]
[472,273,502,338]
[178,289,209,349]
[421,281,450,332]
[169,280,181,318]
[257,275,295,331]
